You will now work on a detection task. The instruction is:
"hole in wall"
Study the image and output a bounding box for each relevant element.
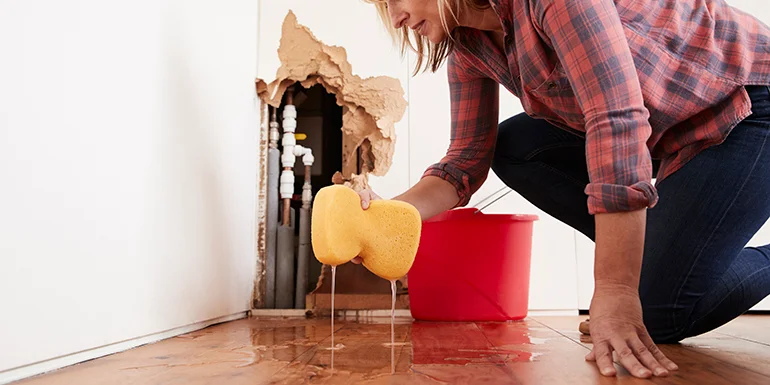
[254,10,407,310]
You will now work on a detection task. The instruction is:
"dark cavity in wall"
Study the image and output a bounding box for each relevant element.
[276,82,343,297]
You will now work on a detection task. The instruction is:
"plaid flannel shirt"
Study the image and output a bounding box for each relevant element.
[423,0,770,214]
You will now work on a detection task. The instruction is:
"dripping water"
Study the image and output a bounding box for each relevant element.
[390,279,396,374]
[331,265,336,371]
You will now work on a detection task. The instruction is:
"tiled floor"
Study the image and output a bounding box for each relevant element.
[13,315,770,384]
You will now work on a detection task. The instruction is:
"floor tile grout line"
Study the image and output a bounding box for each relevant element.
[678,344,770,380]
[714,331,770,347]
[528,318,591,351]
[473,322,525,385]
[260,321,349,384]
[394,323,412,373]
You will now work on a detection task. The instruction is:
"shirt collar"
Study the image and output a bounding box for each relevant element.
[450,0,512,50]
[488,0,512,31]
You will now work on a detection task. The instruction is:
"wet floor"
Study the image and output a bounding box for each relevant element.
[13,315,770,384]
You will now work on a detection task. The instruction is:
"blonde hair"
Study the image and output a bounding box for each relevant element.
[364,0,490,75]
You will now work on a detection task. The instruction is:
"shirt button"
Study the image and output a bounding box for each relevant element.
[547,82,558,90]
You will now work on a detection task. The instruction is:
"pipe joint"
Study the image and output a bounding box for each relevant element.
[302,151,315,166]
[269,122,280,146]
[282,106,297,132]
[280,171,295,199]
[292,145,315,166]
[282,134,296,148]
[301,184,313,205]
[281,151,296,168]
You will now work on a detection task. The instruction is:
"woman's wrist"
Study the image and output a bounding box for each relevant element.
[593,209,647,290]
[394,176,459,220]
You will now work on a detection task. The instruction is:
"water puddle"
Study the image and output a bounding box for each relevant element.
[357,372,452,384]
[382,342,411,347]
[284,338,316,347]
[527,337,550,345]
[316,264,547,381]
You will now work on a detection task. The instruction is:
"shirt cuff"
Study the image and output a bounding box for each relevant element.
[422,163,471,207]
[584,181,659,214]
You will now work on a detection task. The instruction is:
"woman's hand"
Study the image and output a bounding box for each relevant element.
[350,188,381,265]
[588,210,678,377]
[358,188,381,210]
[587,282,678,378]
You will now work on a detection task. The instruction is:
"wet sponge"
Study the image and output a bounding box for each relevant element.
[311,184,422,280]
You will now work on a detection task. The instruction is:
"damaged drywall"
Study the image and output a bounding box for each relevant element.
[255,10,407,186]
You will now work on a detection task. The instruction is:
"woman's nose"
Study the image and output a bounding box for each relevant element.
[390,9,409,29]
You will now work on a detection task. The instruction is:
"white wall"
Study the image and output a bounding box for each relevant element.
[0,0,260,378]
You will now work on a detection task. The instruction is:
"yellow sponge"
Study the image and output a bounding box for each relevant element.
[311,184,422,280]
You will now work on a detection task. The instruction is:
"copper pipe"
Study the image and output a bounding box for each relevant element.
[285,85,294,105]
[282,199,291,226]
[282,166,292,226]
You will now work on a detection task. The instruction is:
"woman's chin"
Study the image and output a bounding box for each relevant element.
[426,31,447,44]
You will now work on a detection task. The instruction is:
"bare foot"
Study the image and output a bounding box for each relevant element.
[579,319,590,335]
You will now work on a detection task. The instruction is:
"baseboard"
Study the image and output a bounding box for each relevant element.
[248,308,579,318]
[249,309,308,317]
[0,311,248,385]
[338,309,412,318]
[249,308,413,318]
[527,309,580,317]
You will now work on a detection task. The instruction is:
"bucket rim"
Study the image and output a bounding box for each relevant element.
[424,207,539,223]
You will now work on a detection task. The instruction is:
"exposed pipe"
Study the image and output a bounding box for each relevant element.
[294,146,314,308]
[276,86,297,309]
[280,90,296,226]
[264,106,281,308]
[276,224,295,308]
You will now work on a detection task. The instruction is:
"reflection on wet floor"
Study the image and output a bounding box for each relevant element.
[13,315,770,384]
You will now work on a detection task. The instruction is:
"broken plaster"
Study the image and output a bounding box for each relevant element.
[255,10,407,188]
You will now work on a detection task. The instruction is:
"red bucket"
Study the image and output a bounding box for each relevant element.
[408,208,538,321]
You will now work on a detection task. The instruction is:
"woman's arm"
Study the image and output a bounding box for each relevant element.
[535,0,675,378]
[358,175,459,220]
[362,50,499,220]
[394,176,460,220]
[594,210,645,289]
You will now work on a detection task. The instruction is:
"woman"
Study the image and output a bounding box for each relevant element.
[356,0,770,379]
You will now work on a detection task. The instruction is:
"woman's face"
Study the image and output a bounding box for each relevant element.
[386,0,454,43]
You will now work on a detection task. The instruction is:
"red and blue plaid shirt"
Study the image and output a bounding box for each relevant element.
[423,0,770,214]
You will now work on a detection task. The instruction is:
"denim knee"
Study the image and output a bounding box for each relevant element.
[492,116,530,166]
[491,120,528,184]
[641,300,690,344]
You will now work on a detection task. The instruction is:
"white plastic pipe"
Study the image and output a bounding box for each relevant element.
[300,148,314,205]
[280,105,297,201]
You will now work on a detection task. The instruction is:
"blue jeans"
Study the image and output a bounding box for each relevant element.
[491,85,770,343]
